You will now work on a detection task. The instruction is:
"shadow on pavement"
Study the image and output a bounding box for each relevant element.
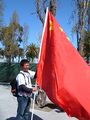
[40,103,57,109]
[6,112,43,120]
[40,103,64,113]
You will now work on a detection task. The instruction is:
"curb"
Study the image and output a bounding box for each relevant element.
[0,82,10,85]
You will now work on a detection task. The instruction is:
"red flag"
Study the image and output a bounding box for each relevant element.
[37,10,90,120]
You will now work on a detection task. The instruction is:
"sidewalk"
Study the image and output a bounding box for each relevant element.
[0,85,78,120]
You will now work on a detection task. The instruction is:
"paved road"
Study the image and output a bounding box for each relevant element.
[0,85,78,120]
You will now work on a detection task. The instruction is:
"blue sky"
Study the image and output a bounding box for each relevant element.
[3,0,77,47]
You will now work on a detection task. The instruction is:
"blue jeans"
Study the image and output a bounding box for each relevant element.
[16,96,31,120]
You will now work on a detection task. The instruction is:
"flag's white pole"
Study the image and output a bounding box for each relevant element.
[38,7,49,61]
[31,7,49,120]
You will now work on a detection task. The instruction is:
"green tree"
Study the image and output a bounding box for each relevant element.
[0,11,23,63]
[1,26,15,62]
[26,43,39,63]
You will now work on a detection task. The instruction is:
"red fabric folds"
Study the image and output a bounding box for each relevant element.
[36,10,90,120]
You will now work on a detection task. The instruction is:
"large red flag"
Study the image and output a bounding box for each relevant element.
[37,10,90,120]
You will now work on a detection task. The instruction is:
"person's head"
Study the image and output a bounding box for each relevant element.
[20,59,30,72]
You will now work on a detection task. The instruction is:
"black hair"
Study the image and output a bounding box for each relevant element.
[20,59,29,67]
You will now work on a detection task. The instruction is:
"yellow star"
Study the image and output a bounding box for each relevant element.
[49,20,54,31]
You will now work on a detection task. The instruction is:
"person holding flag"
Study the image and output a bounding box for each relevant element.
[16,59,37,120]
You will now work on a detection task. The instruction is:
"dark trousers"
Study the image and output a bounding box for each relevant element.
[16,96,31,120]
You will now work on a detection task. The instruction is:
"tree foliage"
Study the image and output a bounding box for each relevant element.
[0,11,23,63]
[26,43,39,63]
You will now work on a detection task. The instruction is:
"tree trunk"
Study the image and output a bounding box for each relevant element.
[36,0,57,26]
[78,0,89,56]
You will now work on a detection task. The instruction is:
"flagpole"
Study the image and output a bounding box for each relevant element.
[31,7,49,120]
[38,7,49,61]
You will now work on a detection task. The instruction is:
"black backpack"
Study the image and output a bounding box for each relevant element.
[10,72,25,97]
[10,78,18,97]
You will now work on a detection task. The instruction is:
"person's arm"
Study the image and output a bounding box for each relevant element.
[19,85,32,94]
[19,85,37,93]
